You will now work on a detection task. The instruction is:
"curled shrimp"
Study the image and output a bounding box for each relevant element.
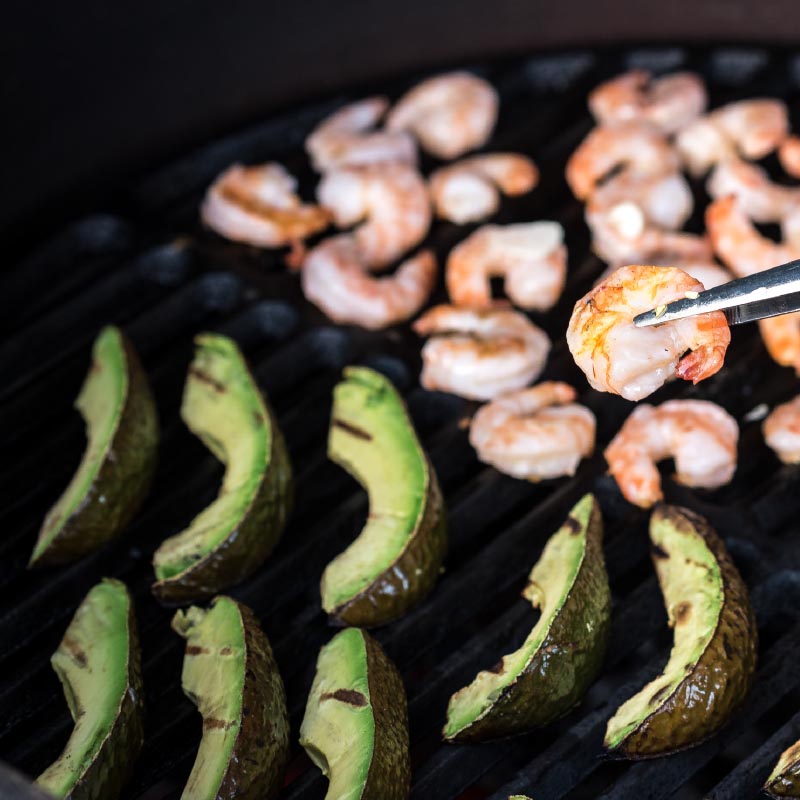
[779,135,800,179]
[386,71,499,160]
[316,162,431,268]
[589,69,707,134]
[413,305,551,400]
[763,396,800,464]
[676,99,789,175]
[757,313,800,375]
[429,153,539,224]
[200,163,330,248]
[566,265,731,401]
[469,382,596,481]
[585,168,698,263]
[605,400,738,508]
[707,158,800,223]
[446,222,567,311]
[566,122,679,200]
[301,234,436,330]
[305,97,417,172]
[706,195,799,277]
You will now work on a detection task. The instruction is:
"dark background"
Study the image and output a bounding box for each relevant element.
[2,0,799,246]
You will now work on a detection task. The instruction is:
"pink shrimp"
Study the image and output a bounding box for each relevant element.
[200,163,330,248]
[567,265,731,401]
[429,153,538,224]
[305,97,417,172]
[779,135,800,179]
[386,72,499,159]
[301,234,436,330]
[589,69,707,134]
[763,395,800,464]
[445,222,567,311]
[605,400,738,508]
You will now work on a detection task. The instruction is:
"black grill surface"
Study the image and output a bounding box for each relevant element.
[3,44,800,800]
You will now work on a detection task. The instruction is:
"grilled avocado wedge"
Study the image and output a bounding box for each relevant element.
[172,596,289,800]
[444,494,610,742]
[765,740,800,798]
[321,366,447,626]
[152,334,293,603]
[605,505,758,759]
[30,326,158,568]
[36,578,144,799]
[300,628,410,800]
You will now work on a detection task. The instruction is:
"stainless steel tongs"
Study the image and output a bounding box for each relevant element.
[634,260,800,328]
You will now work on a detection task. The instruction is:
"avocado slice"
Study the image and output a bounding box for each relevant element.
[30,326,158,568]
[321,366,447,627]
[299,627,410,800]
[765,740,800,798]
[36,578,144,799]
[443,494,611,742]
[605,505,758,759]
[172,596,289,800]
[152,333,293,603]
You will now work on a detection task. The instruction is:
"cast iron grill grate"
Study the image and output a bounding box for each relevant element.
[3,44,800,800]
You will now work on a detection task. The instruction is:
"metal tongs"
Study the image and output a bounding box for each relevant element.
[634,260,800,328]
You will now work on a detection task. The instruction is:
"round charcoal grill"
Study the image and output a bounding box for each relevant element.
[3,44,800,800]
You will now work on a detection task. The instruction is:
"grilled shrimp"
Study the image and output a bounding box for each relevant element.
[386,71,499,159]
[429,153,538,224]
[779,135,800,178]
[676,99,789,175]
[469,382,596,481]
[763,395,800,464]
[605,400,738,508]
[757,313,800,375]
[200,163,330,247]
[566,265,731,401]
[446,222,567,311]
[566,122,679,200]
[305,97,417,172]
[301,234,436,329]
[413,305,551,400]
[707,158,800,223]
[589,69,707,134]
[706,195,799,277]
[317,162,431,268]
[585,168,697,263]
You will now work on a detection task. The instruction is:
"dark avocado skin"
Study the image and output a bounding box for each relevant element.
[361,631,410,800]
[767,765,800,799]
[214,601,290,800]
[58,581,145,800]
[447,496,611,743]
[329,459,446,628]
[31,333,159,568]
[152,397,293,604]
[608,505,758,760]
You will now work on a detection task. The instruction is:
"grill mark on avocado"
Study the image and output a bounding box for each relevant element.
[62,637,88,667]
[320,688,368,706]
[651,543,670,560]
[674,601,692,624]
[185,645,211,656]
[203,718,238,730]
[188,367,227,393]
[488,659,505,674]
[332,418,373,441]
[563,516,582,535]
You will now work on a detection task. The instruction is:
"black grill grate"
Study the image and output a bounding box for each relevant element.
[3,44,800,800]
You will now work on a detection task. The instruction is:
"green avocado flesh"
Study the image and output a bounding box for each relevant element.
[37,579,142,798]
[300,629,375,800]
[321,366,444,625]
[605,510,724,750]
[444,494,608,740]
[172,598,245,797]
[766,740,800,797]
[153,334,271,581]
[32,328,127,564]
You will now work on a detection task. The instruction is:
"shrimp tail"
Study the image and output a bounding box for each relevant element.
[676,345,726,383]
